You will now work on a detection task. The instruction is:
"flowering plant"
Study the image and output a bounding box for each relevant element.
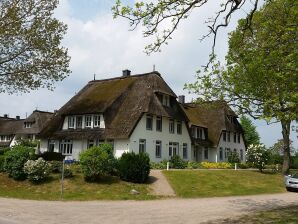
[246,144,270,172]
[24,158,51,183]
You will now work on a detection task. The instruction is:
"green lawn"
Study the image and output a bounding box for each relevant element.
[217,205,298,224]
[163,170,286,198]
[0,172,156,201]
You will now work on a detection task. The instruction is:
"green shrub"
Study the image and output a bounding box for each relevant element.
[62,165,74,178]
[40,151,64,161]
[228,152,241,164]
[16,139,39,148]
[49,161,63,173]
[238,163,249,169]
[4,146,36,180]
[169,155,187,169]
[187,161,202,169]
[24,158,51,183]
[0,148,10,155]
[150,160,168,169]
[79,146,113,181]
[118,152,150,183]
[0,155,6,172]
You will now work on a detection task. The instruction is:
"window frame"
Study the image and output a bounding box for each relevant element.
[182,143,188,159]
[76,116,83,129]
[68,116,75,129]
[146,114,153,130]
[93,115,100,128]
[155,140,162,158]
[177,121,182,134]
[85,115,92,128]
[169,119,175,134]
[156,116,162,132]
[139,139,146,153]
[204,148,209,160]
[222,131,227,141]
[219,147,223,160]
[59,140,73,155]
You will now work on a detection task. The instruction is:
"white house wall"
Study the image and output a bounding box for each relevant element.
[114,139,130,158]
[129,114,192,162]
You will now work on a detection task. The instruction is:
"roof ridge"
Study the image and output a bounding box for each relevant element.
[88,71,161,84]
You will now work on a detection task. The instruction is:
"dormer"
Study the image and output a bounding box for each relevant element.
[24,121,33,128]
[62,114,105,130]
[191,126,208,140]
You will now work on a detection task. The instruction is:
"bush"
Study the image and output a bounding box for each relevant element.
[79,146,113,181]
[49,161,63,173]
[228,152,241,164]
[150,160,168,169]
[246,144,270,172]
[16,139,39,148]
[62,165,74,178]
[118,152,150,183]
[4,146,36,180]
[0,155,5,172]
[269,153,283,165]
[187,161,202,169]
[169,155,187,169]
[0,148,10,155]
[40,151,64,161]
[200,162,232,169]
[24,158,51,183]
[238,163,250,169]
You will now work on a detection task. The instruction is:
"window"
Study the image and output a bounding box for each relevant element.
[76,116,83,129]
[204,148,209,160]
[98,140,105,146]
[177,121,182,134]
[198,128,204,139]
[192,127,196,138]
[163,95,170,106]
[234,148,237,153]
[225,148,230,158]
[24,122,32,128]
[0,136,5,141]
[85,115,92,128]
[155,140,162,158]
[183,143,188,159]
[156,116,162,132]
[48,140,55,152]
[88,139,95,148]
[146,114,153,130]
[227,131,231,142]
[223,131,227,141]
[94,115,100,127]
[240,149,244,161]
[59,140,73,155]
[68,116,75,129]
[234,132,237,143]
[169,119,174,133]
[139,139,146,153]
[219,147,223,160]
[238,133,241,143]
[169,142,178,157]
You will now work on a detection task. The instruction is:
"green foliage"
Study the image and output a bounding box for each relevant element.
[187,161,202,169]
[49,161,63,173]
[240,116,260,146]
[4,146,36,180]
[0,155,5,172]
[23,158,51,183]
[62,165,74,178]
[16,139,39,148]
[150,160,168,169]
[290,154,298,169]
[0,148,10,155]
[79,146,114,182]
[246,144,270,172]
[186,0,297,174]
[0,0,70,93]
[169,155,187,169]
[200,162,232,169]
[40,151,64,161]
[228,151,241,164]
[118,152,150,183]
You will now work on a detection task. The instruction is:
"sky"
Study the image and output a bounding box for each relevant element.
[0,0,297,149]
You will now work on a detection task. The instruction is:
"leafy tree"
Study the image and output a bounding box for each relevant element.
[112,0,261,56]
[0,0,70,93]
[240,116,260,147]
[269,139,295,156]
[186,0,298,174]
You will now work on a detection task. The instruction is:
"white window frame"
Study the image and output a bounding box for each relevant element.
[85,115,92,128]
[59,140,73,155]
[169,142,179,157]
[146,114,153,130]
[169,119,175,134]
[156,116,162,132]
[68,116,75,129]
[93,115,100,128]
[155,140,162,158]
[76,116,83,129]
[177,121,182,134]
[139,139,146,153]
[183,143,188,159]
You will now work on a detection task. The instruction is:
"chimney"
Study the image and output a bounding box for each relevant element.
[178,95,185,104]
[16,116,20,120]
[3,114,8,118]
[122,69,131,77]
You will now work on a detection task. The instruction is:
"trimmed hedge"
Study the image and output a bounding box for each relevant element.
[118,152,150,183]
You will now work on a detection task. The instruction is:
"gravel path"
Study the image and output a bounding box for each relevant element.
[149,170,175,196]
[0,193,298,224]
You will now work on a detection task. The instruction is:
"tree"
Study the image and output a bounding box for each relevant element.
[269,139,295,156]
[112,0,261,57]
[246,144,270,172]
[0,0,70,94]
[186,0,298,174]
[240,116,260,147]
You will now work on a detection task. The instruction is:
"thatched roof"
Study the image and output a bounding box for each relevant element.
[39,72,187,139]
[182,101,243,147]
[0,110,53,136]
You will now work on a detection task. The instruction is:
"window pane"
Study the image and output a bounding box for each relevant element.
[156,116,162,131]
[146,115,153,130]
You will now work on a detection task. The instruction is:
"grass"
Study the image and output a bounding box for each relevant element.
[0,172,156,201]
[216,205,298,224]
[163,170,286,198]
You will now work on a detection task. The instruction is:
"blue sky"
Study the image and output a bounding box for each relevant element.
[0,0,297,149]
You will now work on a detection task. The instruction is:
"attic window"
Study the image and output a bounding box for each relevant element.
[94,115,100,127]
[68,116,75,129]
[146,114,153,130]
[85,115,92,128]
[24,122,32,128]
[223,131,227,141]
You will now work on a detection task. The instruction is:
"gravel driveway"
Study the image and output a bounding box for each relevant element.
[0,193,298,224]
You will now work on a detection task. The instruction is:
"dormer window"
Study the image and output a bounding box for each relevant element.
[192,126,205,139]
[94,115,100,128]
[163,95,170,107]
[146,114,153,130]
[85,115,92,128]
[68,116,75,129]
[24,122,32,128]
[76,116,83,129]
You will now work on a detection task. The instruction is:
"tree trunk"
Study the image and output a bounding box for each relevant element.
[281,120,291,175]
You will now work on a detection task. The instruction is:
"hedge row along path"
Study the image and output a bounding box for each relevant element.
[1,193,298,224]
[149,170,175,196]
